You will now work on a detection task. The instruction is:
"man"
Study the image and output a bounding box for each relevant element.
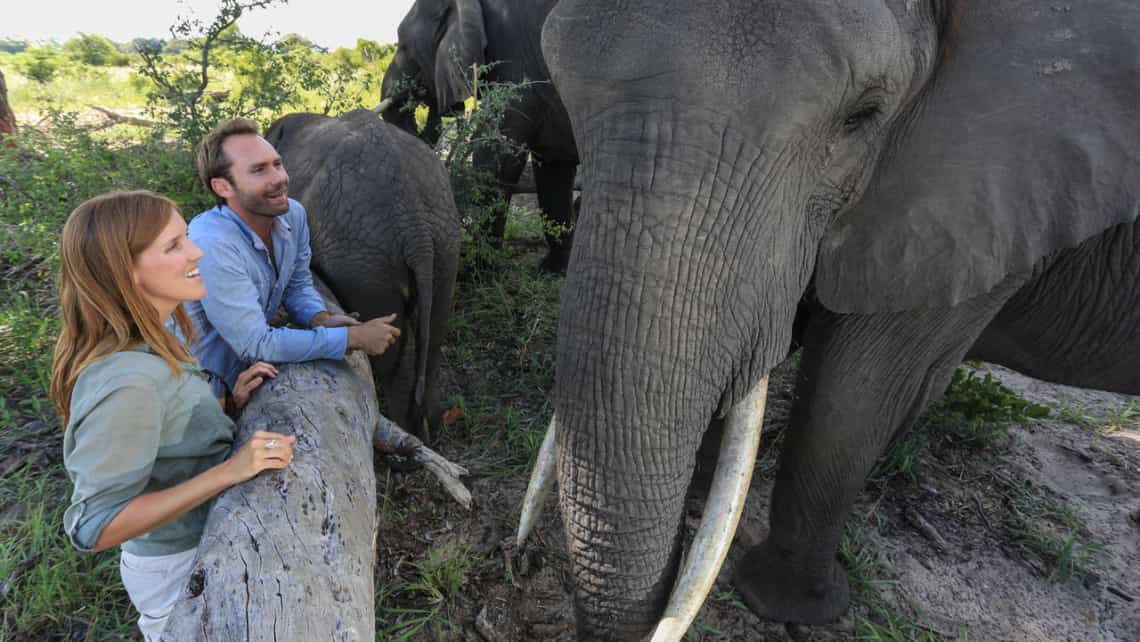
[187,118,399,400]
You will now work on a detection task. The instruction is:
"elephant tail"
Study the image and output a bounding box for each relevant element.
[411,253,433,411]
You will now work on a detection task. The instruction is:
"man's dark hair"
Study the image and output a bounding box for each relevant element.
[197,118,260,205]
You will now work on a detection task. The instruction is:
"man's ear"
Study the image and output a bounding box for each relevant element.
[210,176,234,200]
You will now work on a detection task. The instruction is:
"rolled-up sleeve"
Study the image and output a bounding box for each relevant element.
[63,382,162,551]
[281,215,328,328]
[196,237,347,364]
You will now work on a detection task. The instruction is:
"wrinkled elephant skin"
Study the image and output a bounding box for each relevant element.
[265,110,461,441]
[538,1,1140,638]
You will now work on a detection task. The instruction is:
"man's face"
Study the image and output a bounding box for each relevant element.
[215,134,290,218]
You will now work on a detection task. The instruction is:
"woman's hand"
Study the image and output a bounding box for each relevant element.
[225,431,296,483]
[93,429,295,551]
[232,361,277,410]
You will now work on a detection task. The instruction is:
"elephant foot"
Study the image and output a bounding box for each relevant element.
[734,540,850,625]
[538,250,570,274]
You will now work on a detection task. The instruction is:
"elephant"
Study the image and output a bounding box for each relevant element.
[378,0,579,273]
[264,109,461,440]
[513,1,1140,639]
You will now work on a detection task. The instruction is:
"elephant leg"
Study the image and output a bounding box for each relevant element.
[533,158,577,273]
[471,146,527,242]
[735,275,1026,625]
[969,218,1140,395]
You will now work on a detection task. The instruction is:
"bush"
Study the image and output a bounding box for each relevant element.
[0,111,207,260]
[19,47,62,85]
[63,34,130,67]
[875,367,1051,482]
[429,65,550,277]
[931,368,1050,448]
[134,0,391,142]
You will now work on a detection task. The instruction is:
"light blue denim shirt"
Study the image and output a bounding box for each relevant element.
[186,199,347,394]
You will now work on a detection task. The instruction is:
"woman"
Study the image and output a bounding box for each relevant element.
[49,191,295,641]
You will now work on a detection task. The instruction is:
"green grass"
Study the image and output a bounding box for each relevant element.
[5,64,150,114]
[1002,480,1103,585]
[1060,400,1140,436]
[444,253,561,475]
[407,542,474,604]
[374,542,474,641]
[839,531,954,641]
[0,465,135,640]
[876,430,928,484]
[874,368,1051,483]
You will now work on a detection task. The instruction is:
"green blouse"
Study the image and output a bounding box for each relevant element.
[62,348,235,556]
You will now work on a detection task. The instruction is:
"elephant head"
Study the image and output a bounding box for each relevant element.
[379,0,486,144]
[516,0,1140,638]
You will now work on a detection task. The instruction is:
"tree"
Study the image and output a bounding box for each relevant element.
[63,33,129,66]
[0,39,27,54]
[127,37,164,55]
[19,46,61,84]
[136,0,288,140]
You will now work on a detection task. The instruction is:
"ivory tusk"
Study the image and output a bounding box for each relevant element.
[650,377,769,642]
[373,97,395,113]
[516,415,558,546]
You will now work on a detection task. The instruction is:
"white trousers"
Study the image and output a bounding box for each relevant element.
[119,548,197,642]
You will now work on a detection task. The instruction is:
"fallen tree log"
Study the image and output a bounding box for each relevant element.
[86,104,159,129]
[0,69,15,141]
[162,277,378,641]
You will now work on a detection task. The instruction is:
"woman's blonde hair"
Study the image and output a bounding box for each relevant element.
[50,191,197,425]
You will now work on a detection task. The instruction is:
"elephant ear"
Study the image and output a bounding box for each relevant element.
[815,1,1140,314]
[433,0,486,113]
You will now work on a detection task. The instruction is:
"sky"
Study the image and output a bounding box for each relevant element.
[3,0,417,49]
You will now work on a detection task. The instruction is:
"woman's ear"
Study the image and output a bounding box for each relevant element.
[814,3,1140,314]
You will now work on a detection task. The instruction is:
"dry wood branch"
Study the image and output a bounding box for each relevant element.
[85,105,159,129]
[372,415,471,509]
[904,505,949,553]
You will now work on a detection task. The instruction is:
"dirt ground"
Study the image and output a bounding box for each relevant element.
[378,341,1140,641]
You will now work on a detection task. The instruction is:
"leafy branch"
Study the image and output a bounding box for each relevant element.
[135,0,285,140]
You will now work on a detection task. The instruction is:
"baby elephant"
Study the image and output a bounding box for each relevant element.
[265,109,460,440]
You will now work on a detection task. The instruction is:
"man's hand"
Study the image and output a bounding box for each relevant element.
[310,310,360,328]
[346,314,401,356]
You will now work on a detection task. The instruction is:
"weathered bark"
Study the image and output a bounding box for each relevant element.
[163,277,378,641]
[0,69,15,138]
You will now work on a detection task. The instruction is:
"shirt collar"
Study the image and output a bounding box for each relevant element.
[216,203,293,251]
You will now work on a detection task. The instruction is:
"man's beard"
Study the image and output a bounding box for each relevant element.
[233,184,289,218]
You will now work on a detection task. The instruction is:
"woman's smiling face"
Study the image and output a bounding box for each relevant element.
[132,210,205,319]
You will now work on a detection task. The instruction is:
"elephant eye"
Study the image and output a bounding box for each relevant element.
[842,104,881,133]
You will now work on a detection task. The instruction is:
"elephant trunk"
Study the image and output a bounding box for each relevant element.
[379,50,421,136]
[548,110,808,639]
[521,380,767,641]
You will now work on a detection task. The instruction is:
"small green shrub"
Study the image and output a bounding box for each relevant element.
[409,542,473,604]
[429,64,549,278]
[876,368,1050,482]
[930,369,1050,449]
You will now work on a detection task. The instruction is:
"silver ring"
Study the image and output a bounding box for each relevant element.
[264,439,278,450]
